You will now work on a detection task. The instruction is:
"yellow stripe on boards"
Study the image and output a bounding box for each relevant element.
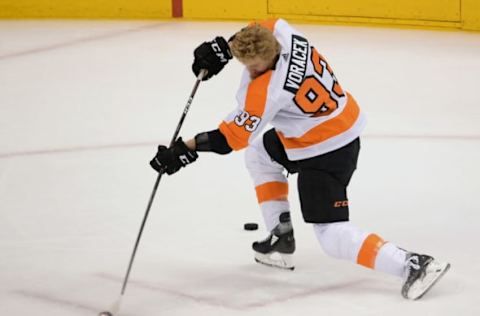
[0,0,172,19]
[463,0,480,31]
[276,13,462,30]
[268,0,461,22]
[0,0,477,31]
[183,0,267,20]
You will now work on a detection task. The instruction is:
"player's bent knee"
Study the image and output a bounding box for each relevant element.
[314,223,343,259]
[313,222,369,262]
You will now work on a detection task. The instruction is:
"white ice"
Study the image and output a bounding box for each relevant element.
[0,20,479,316]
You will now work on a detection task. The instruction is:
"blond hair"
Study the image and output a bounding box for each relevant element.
[229,24,281,61]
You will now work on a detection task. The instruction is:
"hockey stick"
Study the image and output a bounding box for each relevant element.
[100,69,207,316]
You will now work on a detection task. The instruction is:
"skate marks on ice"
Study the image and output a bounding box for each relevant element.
[0,141,157,159]
[96,270,369,311]
[1,133,478,160]
[10,289,99,314]
[0,22,168,61]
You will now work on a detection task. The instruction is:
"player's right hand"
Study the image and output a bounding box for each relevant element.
[192,36,232,81]
[150,138,198,175]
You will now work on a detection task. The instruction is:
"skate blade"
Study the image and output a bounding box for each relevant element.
[254,252,294,270]
[408,261,451,300]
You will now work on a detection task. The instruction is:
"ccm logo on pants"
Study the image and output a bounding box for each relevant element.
[334,200,349,208]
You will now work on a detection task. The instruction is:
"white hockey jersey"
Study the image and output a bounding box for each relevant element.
[219,19,366,161]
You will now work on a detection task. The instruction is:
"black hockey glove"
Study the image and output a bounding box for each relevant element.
[192,36,232,81]
[150,138,198,175]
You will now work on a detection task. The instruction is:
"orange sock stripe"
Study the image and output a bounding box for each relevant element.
[357,234,386,269]
[255,181,288,203]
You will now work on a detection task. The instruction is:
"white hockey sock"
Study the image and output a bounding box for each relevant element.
[313,222,407,278]
[260,200,290,232]
[374,242,407,278]
[313,222,368,262]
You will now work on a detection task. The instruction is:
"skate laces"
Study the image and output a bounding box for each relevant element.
[405,254,426,282]
[406,255,421,271]
[404,254,423,281]
[273,219,293,236]
[258,234,273,244]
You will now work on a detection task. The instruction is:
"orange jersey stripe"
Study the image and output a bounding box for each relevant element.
[357,234,386,269]
[277,93,360,149]
[219,71,273,151]
[255,181,289,203]
[249,19,278,32]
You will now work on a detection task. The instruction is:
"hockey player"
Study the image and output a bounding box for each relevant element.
[150,19,450,300]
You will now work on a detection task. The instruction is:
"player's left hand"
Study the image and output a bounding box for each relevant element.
[150,138,198,175]
[192,36,232,81]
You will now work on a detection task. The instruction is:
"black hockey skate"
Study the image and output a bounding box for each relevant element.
[252,212,295,270]
[401,253,450,300]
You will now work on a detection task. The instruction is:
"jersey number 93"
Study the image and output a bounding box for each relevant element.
[234,110,262,132]
[294,48,345,117]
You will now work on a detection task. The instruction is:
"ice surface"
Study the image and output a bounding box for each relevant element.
[0,20,479,315]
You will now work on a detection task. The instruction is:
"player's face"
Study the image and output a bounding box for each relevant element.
[241,56,275,79]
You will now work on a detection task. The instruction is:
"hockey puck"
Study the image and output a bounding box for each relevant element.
[98,312,113,316]
[244,222,258,231]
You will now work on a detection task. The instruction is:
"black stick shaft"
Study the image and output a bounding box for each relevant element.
[120,70,206,296]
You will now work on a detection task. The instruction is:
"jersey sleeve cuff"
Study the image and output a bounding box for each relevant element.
[194,129,232,155]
